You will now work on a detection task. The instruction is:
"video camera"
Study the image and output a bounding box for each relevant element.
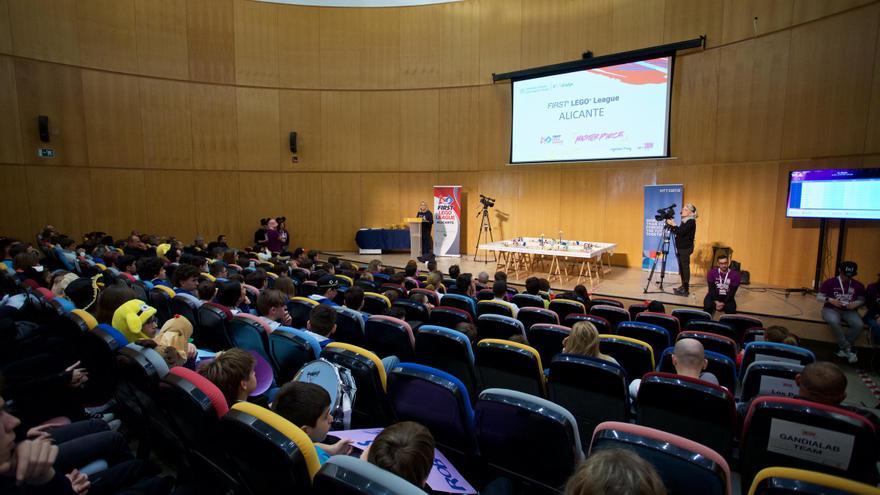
[479,194,496,209]
[654,203,677,222]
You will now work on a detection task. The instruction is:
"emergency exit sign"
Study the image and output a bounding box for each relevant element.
[38,148,55,158]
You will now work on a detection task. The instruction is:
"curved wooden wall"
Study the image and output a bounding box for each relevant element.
[0,0,879,288]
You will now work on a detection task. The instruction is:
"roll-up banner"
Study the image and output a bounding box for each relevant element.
[433,185,461,256]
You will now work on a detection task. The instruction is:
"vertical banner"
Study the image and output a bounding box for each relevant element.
[643,184,683,273]
[433,185,461,256]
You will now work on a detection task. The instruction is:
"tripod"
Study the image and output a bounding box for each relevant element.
[473,206,497,262]
[644,223,676,294]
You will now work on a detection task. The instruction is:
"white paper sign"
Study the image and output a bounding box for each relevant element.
[767,419,855,469]
[758,375,798,397]
[754,353,801,365]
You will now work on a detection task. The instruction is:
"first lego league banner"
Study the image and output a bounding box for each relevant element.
[433,186,461,256]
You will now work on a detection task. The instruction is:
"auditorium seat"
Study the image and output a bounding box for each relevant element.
[313,455,427,495]
[428,306,472,328]
[228,313,273,366]
[636,372,736,460]
[475,339,545,397]
[321,343,394,428]
[387,363,478,456]
[517,306,559,331]
[591,422,732,495]
[744,328,765,344]
[741,342,816,372]
[678,330,738,362]
[219,402,320,495]
[195,302,234,351]
[335,274,354,287]
[719,314,764,343]
[331,305,367,347]
[598,334,654,382]
[670,308,711,329]
[392,299,429,323]
[740,361,803,403]
[439,293,477,319]
[549,298,586,322]
[403,277,420,291]
[362,292,391,315]
[476,288,494,301]
[414,325,478,399]
[628,302,649,320]
[657,348,737,392]
[635,312,680,339]
[477,313,526,341]
[380,283,406,299]
[617,321,670,363]
[77,324,124,405]
[171,293,202,328]
[475,388,584,491]
[354,278,378,292]
[746,466,879,495]
[512,293,547,309]
[269,329,321,383]
[588,297,624,310]
[548,354,628,443]
[299,280,319,297]
[741,397,878,488]
[409,288,440,307]
[477,300,514,318]
[684,319,735,339]
[526,323,570,365]
[365,315,415,361]
[69,308,98,332]
[563,313,611,334]
[149,286,175,325]
[589,304,630,331]
[287,296,319,328]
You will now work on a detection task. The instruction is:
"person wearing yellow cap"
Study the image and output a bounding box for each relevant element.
[111,299,159,343]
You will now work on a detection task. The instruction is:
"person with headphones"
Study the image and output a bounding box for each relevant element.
[666,203,697,296]
[818,261,865,364]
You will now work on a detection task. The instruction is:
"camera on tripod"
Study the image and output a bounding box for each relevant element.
[654,203,677,222]
[479,194,496,209]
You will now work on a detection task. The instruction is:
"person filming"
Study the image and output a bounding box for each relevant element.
[703,254,740,315]
[666,203,697,296]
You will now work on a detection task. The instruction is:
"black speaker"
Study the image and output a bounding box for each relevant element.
[289,131,297,153]
[38,115,50,143]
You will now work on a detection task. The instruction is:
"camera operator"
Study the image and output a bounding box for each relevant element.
[665,203,697,296]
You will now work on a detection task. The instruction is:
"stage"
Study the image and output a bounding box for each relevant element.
[323,251,852,346]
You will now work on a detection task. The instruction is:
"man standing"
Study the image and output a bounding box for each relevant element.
[666,203,697,296]
[703,254,740,315]
[818,261,865,364]
[416,201,434,262]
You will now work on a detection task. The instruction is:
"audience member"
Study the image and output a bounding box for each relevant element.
[273,275,297,299]
[524,277,550,308]
[817,261,864,363]
[363,421,435,489]
[198,348,257,407]
[629,338,718,398]
[172,264,201,295]
[112,300,159,343]
[256,289,292,330]
[448,264,461,281]
[703,254,740,316]
[304,305,337,346]
[454,273,475,297]
[491,281,518,317]
[795,361,879,430]
[309,275,339,307]
[244,269,268,291]
[271,382,352,464]
[563,321,618,366]
[646,300,665,313]
[135,257,165,289]
[455,322,478,346]
[94,285,137,324]
[197,279,217,303]
[565,448,666,495]
[216,280,246,314]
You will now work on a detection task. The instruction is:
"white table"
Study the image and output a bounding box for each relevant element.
[478,237,616,287]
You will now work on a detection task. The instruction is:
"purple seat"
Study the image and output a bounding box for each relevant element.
[526,323,570,365]
[517,306,559,331]
[365,315,415,361]
[635,312,680,339]
[564,313,611,334]
[589,304,630,331]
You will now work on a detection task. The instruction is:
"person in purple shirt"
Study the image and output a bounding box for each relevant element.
[703,254,740,315]
[265,217,283,254]
[817,261,865,364]
[863,272,880,346]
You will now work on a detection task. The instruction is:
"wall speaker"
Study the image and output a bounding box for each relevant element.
[289,131,297,154]
[38,115,50,143]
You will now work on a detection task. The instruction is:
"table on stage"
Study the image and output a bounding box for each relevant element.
[478,237,616,287]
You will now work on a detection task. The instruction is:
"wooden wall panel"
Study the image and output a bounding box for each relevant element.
[8,0,80,64]
[438,0,480,86]
[864,22,880,154]
[140,78,192,169]
[477,171,522,241]
[522,0,612,69]
[715,32,789,163]
[189,83,238,170]
[0,0,11,54]
[279,90,322,170]
[399,6,440,89]
[89,168,146,238]
[360,9,400,89]
[321,91,361,172]
[281,173,323,249]
[14,59,89,166]
[143,170,196,240]
[398,172,439,231]
[233,0,279,86]
[135,0,189,79]
[611,0,665,53]
[277,6,320,88]
[477,84,511,170]
[186,0,235,84]
[655,164,715,276]
[602,166,657,266]
[782,6,878,159]
[194,171,241,246]
[400,90,439,172]
[26,167,93,240]
[792,0,875,24]
[236,88,281,171]
[361,173,400,228]
[721,0,794,44]
[478,0,521,84]
[663,0,724,47]
[559,168,607,242]
[360,91,400,172]
[238,172,283,246]
[77,0,138,72]
[320,173,361,250]
[670,50,718,165]
[438,87,479,171]
[319,8,361,89]
[81,70,143,167]
[0,56,21,164]
[517,169,562,238]
[0,165,32,239]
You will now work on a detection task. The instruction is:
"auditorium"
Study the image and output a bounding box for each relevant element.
[1,0,880,494]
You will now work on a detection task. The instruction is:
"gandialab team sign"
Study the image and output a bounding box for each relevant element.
[433,185,462,256]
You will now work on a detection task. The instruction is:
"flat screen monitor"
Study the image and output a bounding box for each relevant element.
[786,168,880,220]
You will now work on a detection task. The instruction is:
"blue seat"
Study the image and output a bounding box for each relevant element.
[477,300,514,318]
[475,388,584,490]
[171,293,202,328]
[362,292,391,315]
[365,315,415,361]
[269,328,321,383]
[589,304,630,331]
[148,287,174,326]
[475,339,545,398]
[511,293,546,309]
[657,347,737,392]
[740,361,803,403]
[413,325,478,399]
[635,312,680,339]
[741,342,815,373]
[678,330,738,362]
[477,313,525,341]
[332,306,367,347]
[617,321,670,364]
[719,314,763,343]
[439,293,477,318]
[599,335,654,383]
[548,354,629,444]
[526,323,570,365]
[686,319,738,342]
[671,308,712,329]
[516,306,559,331]
[392,299,429,323]
[428,306,472,328]
[548,299,586,322]
[387,363,478,456]
[195,302,234,351]
[287,297,318,329]
[314,455,427,495]
[229,314,272,367]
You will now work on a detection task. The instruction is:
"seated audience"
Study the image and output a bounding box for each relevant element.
[198,348,257,407]
[455,322,478,346]
[796,361,879,429]
[646,300,665,313]
[135,256,166,289]
[736,325,799,366]
[94,285,137,324]
[197,279,217,303]
[363,421,435,490]
[565,448,666,495]
[304,305,337,347]
[409,292,433,313]
[453,273,476,298]
[491,281,518,317]
[112,300,159,343]
[244,269,268,291]
[524,277,550,308]
[629,338,718,398]
[256,289,292,330]
[172,264,201,295]
[216,280,246,314]
[563,321,618,366]
[817,261,864,364]
[308,275,340,307]
[271,382,353,464]
[273,275,297,299]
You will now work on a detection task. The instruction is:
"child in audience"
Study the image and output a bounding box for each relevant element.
[736,325,799,366]
[363,421,435,489]
[256,289,292,330]
[274,275,297,299]
[112,299,159,343]
[565,448,666,495]
[198,348,257,407]
[455,322,478,346]
[135,256,165,289]
[216,280,246,314]
[563,321,619,366]
[304,305,337,347]
[94,285,137,324]
[271,382,352,464]
[197,279,217,303]
[172,264,201,295]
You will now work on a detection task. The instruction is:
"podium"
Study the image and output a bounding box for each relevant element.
[404,217,424,259]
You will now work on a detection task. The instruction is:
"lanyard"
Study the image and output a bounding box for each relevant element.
[718,268,730,286]
[838,276,849,296]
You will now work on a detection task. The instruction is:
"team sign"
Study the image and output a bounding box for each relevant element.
[767,419,854,469]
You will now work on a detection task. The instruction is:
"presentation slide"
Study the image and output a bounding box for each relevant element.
[787,168,880,220]
[511,56,672,163]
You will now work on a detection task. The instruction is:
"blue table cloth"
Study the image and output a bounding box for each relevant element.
[355,229,411,251]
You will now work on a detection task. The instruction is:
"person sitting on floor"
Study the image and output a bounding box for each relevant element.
[629,338,718,398]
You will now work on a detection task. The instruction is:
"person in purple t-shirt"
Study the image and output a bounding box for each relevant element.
[817,261,865,364]
[265,217,283,254]
[703,254,740,315]
[863,272,880,346]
